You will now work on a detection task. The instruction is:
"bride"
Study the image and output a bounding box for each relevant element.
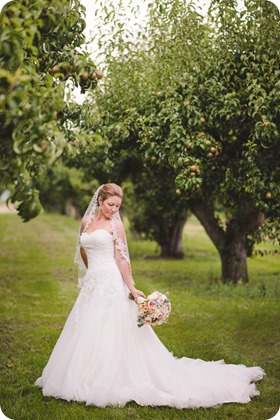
[35,183,264,408]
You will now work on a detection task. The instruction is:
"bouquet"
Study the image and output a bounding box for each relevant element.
[129,291,171,328]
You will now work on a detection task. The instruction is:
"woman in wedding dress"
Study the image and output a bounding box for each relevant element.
[35,183,264,408]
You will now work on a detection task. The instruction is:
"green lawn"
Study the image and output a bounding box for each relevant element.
[0,212,279,420]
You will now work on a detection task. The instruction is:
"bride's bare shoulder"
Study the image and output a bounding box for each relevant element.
[80,215,91,232]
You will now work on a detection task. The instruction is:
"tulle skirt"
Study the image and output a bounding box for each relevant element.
[35,267,264,408]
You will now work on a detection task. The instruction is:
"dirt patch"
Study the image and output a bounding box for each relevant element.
[0,204,17,214]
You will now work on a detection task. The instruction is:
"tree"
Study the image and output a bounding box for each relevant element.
[33,163,98,216]
[0,0,101,221]
[129,167,189,258]
[89,0,280,281]
[143,0,280,282]
[68,102,189,257]
[65,5,191,258]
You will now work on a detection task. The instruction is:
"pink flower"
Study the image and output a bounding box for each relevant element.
[144,317,152,325]
[157,296,166,305]
[136,291,171,328]
[148,300,156,310]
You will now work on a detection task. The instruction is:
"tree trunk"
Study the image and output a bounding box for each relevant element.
[159,216,186,258]
[220,250,248,283]
[189,192,263,283]
[219,231,249,283]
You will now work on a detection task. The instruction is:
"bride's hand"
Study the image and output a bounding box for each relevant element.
[131,288,146,302]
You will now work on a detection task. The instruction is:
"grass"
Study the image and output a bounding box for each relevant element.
[0,212,279,420]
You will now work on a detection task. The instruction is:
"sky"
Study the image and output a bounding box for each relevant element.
[80,0,211,42]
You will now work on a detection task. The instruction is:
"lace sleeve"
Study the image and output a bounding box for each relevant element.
[110,217,130,265]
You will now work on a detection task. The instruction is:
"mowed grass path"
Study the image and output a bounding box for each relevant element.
[0,212,279,420]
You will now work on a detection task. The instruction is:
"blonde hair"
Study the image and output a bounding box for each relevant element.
[98,183,123,202]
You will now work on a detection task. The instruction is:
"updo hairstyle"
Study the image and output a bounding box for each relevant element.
[98,183,123,202]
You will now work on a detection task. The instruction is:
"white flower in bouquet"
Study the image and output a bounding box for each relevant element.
[129,290,171,328]
[148,291,161,300]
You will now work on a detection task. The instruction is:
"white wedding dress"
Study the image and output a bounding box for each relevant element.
[35,229,264,408]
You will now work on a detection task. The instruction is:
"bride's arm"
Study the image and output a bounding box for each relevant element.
[80,247,88,268]
[113,220,145,301]
[115,255,145,300]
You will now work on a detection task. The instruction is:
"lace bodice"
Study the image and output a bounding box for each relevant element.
[75,229,128,325]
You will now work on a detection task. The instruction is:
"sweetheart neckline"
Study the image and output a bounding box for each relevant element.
[81,229,113,237]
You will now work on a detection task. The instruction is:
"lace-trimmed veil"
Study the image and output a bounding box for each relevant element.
[74,184,131,288]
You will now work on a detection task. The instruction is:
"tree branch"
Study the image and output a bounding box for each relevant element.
[188,191,226,253]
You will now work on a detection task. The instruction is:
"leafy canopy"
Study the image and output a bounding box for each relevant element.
[0,0,101,220]
[90,0,280,244]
